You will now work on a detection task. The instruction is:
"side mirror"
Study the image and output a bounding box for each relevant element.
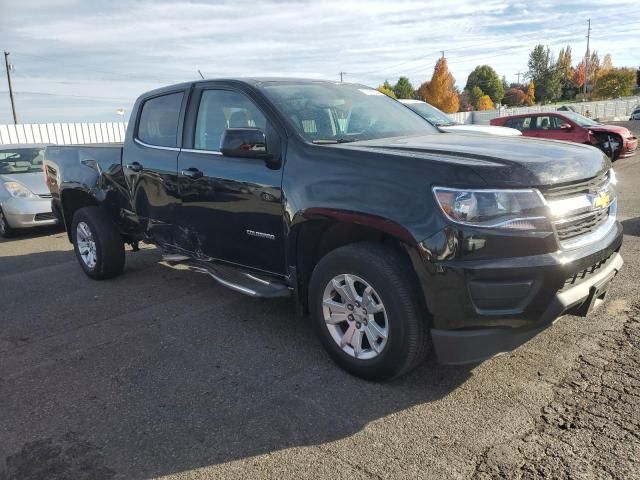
[560,123,573,130]
[220,128,271,159]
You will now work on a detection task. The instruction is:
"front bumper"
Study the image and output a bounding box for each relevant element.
[1,196,58,229]
[416,220,624,365]
[621,137,638,158]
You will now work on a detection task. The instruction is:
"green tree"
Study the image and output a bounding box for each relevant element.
[393,77,415,99]
[593,68,635,98]
[377,80,397,98]
[470,86,484,109]
[464,65,505,104]
[527,44,561,103]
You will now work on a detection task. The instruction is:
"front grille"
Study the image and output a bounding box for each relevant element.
[541,171,609,201]
[555,208,610,242]
[541,171,614,246]
[34,212,57,221]
[562,252,613,290]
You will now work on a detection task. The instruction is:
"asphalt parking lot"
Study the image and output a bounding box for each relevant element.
[1,122,639,480]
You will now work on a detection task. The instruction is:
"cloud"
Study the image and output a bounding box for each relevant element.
[1,0,638,123]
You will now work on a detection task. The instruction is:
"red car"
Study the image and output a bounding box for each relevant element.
[491,111,637,160]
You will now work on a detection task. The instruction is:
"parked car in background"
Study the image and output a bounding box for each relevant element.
[0,145,58,237]
[630,109,640,120]
[491,111,638,160]
[399,99,521,136]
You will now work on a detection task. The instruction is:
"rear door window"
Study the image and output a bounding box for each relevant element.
[137,92,184,147]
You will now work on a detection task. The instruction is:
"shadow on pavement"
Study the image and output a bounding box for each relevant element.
[621,217,640,237]
[0,248,473,479]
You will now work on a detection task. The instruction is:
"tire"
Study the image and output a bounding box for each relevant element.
[0,208,15,238]
[71,206,125,280]
[308,242,430,381]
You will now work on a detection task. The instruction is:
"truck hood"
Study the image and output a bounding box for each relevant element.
[338,133,609,187]
[439,124,522,136]
[0,172,50,195]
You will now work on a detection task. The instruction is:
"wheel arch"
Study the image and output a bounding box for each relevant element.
[60,188,99,241]
[289,208,430,316]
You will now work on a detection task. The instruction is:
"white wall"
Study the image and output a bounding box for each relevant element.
[0,122,128,145]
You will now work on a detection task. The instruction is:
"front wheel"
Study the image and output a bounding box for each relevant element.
[0,208,15,238]
[72,206,125,280]
[309,243,430,381]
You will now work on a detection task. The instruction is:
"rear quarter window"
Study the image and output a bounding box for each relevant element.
[137,92,184,147]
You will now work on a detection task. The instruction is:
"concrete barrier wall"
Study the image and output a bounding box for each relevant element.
[0,122,128,145]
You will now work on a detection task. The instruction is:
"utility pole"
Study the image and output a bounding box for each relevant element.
[516,72,524,85]
[3,51,17,124]
[339,71,346,82]
[583,18,591,97]
[440,50,445,58]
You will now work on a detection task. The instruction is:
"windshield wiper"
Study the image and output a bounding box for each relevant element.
[312,138,356,144]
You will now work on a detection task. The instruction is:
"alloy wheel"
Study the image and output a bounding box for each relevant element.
[76,221,97,269]
[322,273,389,360]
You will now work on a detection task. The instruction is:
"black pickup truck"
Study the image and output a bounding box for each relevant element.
[43,79,623,380]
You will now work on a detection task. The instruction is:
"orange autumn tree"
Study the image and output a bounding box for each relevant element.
[477,95,494,110]
[418,57,459,113]
[526,81,536,105]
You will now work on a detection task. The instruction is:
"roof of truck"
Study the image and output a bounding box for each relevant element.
[139,78,367,99]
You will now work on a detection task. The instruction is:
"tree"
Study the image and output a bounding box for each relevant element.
[587,51,600,86]
[417,57,459,113]
[527,44,561,103]
[600,54,613,74]
[377,81,397,98]
[393,77,414,99]
[458,89,474,111]
[593,68,635,98]
[557,46,577,100]
[469,86,484,109]
[465,65,505,104]
[556,46,574,84]
[525,81,535,105]
[574,61,586,88]
[503,87,527,107]
[477,95,494,110]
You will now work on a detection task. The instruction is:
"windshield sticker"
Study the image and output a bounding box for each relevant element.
[358,89,384,96]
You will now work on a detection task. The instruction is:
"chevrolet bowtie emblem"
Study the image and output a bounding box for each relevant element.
[592,191,611,210]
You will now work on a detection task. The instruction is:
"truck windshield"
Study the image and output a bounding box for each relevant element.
[0,148,44,174]
[262,82,437,143]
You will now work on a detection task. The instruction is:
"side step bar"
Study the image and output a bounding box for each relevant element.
[162,254,291,298]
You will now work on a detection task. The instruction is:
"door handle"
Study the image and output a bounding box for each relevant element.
[126,162,143,172]
[181,167,204,179]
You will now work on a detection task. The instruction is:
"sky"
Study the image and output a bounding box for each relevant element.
[1,0,638,124]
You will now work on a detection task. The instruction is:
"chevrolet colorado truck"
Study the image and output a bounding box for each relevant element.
[43,79,624,381]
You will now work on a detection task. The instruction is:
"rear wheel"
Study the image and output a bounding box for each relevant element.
[0,208,15,238]
[309,243,430,381]
[72,206,125,279]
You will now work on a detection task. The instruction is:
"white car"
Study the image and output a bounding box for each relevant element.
[399,99,522,136]
[630,109,640,121]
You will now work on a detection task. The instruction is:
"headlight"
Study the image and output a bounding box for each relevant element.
[433,187,547,230]
[4,181,36,199]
